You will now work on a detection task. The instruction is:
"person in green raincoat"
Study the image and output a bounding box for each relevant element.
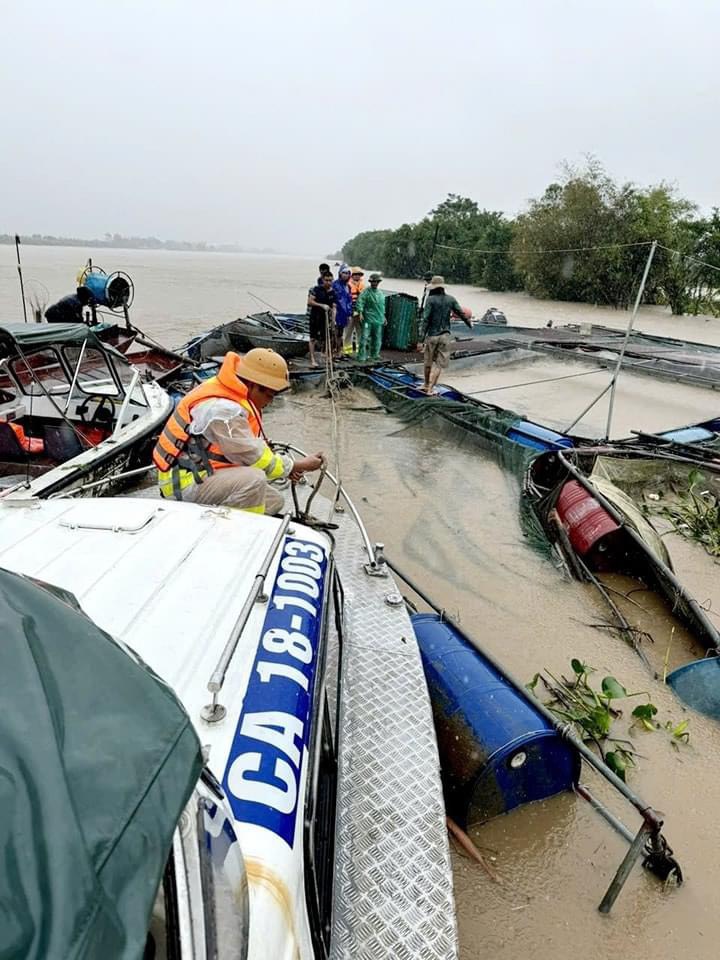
[356,273,386,362]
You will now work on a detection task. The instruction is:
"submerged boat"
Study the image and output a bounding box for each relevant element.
[364,364,720,460]
[0,322,172,498]
[228,318,309,360]
[0,477,457,959]
[523,446,720,718]
[363,365,582,453]
[181,312,309,364]
[363,365,720,719]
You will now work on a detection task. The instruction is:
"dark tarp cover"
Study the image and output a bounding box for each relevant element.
[0,567,202,960]
[0,322,106,353]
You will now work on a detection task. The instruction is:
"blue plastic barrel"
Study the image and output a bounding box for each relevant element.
[659,426,716,445]
[506,419,575,451]
[83,272,130,309]
[412,613,580,826]
[666,658,720,721]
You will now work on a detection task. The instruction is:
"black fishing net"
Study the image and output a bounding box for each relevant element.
[369,387,554,555]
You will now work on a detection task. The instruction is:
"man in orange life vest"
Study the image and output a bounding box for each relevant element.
[153,348,324,514]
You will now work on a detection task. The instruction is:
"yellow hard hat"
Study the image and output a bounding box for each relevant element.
[235,348,290,392]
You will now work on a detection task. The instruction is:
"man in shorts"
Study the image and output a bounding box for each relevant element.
[307,272,337,367]
[421,275,472,394]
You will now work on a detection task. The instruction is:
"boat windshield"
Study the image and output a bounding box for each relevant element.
[9,348,71,396]
[62,345,122,397]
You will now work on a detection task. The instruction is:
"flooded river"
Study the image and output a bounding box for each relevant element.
[2,246,719,958]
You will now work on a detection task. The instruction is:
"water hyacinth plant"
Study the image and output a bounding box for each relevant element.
[528,658,689,781]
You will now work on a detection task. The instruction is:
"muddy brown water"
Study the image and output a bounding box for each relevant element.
[2,247,720,958]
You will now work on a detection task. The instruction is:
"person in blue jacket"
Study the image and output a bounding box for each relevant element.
[331,264,353,360]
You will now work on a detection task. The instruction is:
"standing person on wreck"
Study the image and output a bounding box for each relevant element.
[356,273,386,363]
[307,271,337,368]
[152,349,324,514]
[421,275,472,395]
[344,267,365,355]
[332,264,353,359]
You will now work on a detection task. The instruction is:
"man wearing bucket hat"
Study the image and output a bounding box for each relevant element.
[344,267,366,355]
[421,275,472,394]
[153,348,324,514]
[356,273,386,363]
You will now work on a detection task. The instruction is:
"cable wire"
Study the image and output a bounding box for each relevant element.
[434,240,654,256]
[464,366,607,395]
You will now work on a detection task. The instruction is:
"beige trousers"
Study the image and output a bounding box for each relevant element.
[183,466,286,515]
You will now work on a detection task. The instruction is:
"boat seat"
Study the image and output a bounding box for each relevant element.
[43,423,85,462]
[0,422,27,461]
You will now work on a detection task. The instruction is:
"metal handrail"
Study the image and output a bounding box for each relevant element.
[63,337,89,413]
[201,513,292,722]
[110,368,140,441]
[277,442,383,572]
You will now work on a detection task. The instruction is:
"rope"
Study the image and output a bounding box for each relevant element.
[464,367,606,395]
[656,243,720,277]
[323,308,345,516]
[247,290,284,314]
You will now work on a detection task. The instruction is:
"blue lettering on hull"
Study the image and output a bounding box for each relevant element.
[222,536,329,847]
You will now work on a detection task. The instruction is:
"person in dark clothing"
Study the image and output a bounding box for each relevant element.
[307,272,337,367]
[45,287,92,324]
[421,275,471,394]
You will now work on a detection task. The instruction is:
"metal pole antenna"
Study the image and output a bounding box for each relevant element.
[603,239,657,440]
[14,235,28,324]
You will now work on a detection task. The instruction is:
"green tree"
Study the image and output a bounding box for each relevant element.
[511,160,700,312]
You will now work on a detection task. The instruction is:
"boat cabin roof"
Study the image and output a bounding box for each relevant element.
[0,322,108,354]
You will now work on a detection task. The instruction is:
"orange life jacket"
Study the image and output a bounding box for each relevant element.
[152,352,262,473]
[7,421,44,455]
[349,278,365,304]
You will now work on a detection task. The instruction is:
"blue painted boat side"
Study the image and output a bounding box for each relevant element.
[412,613,580,826]
[506,420,575,451]
[666,658,720,721]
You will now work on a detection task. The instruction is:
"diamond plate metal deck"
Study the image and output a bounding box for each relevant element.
[324,497,458,960]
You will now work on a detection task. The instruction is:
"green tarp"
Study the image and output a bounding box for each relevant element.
[0,322,106,353]
[0,567,202,960]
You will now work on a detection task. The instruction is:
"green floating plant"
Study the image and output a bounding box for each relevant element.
[528,658,690,781]
[659,471,720,558]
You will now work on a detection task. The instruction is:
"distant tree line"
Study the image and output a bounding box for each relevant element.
[0,233,276,255]
[341,159,720,316]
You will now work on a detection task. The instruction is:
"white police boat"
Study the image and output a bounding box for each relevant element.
[0,476,457,959]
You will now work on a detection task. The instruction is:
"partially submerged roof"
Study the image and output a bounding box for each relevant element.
[0,564,202,960]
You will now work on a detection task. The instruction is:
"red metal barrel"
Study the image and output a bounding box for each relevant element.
[556,480,621,568]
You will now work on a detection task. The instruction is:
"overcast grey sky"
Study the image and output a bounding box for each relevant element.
[1,1,717,255]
